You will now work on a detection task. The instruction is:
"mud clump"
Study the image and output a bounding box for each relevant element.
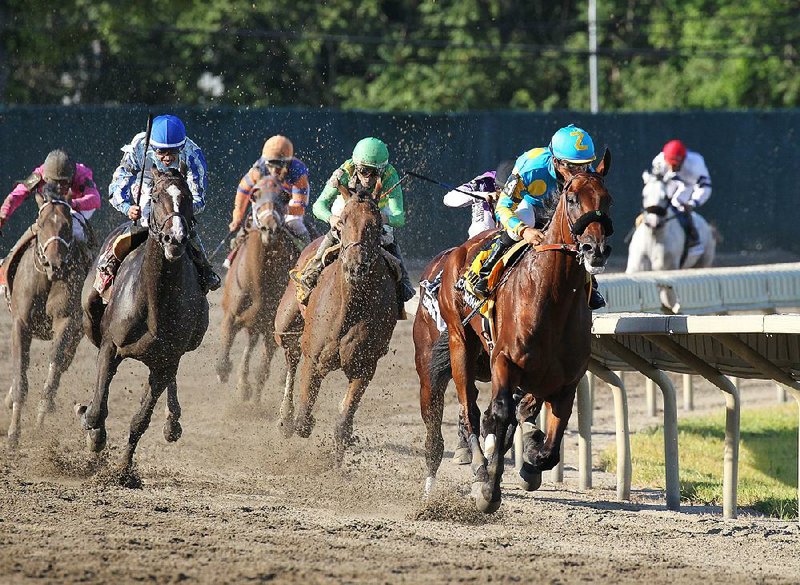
[410,488,496,525]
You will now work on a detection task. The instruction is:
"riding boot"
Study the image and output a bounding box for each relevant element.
[588,275,606,310]
[684,210,700,250]
[189,236,221,292]
[382,240,416,304]
[290,229,338,305]
[285,218,312,250]
[224,226,248,269]
[469,231,515,298]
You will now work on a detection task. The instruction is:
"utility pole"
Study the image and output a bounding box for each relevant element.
[588,0,599,113]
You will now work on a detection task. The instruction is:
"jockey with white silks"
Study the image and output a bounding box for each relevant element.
[99,114,220,293]
[466,124,606,309]
[642,139,712,255]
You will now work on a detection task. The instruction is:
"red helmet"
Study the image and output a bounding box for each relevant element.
[662,140,687,165]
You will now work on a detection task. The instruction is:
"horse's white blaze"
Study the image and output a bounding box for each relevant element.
[484,433,497,459]
[166,184,185,240]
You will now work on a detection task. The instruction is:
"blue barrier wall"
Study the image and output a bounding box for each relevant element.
[1,106,797,260]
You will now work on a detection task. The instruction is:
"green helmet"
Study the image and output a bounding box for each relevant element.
[42,149,76,182]
[352,137,389,170]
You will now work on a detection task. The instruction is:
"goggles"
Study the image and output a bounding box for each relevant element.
[266,159,290,169]
[355,164,381,177]
[155,147,180,156]
[559,159,591,173]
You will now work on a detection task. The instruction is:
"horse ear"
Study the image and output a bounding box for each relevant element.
[337,184,352,201]
[595,148,612,177]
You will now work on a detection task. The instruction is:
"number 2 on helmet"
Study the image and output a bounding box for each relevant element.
[570,130,589,151]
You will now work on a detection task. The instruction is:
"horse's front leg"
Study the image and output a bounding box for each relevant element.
[236,330,260,401]
[215,310,240,384]
[276,331,301,436]
[475,352,516,514]
[37,315,82,428]
[75,341,121,452]
[121,367,171,476]
[527,384,577,472]
[162,378,182,442]
[252,327,278,403]
[294,359,324,439]
[334,371,373,464]
[7,318,32,449]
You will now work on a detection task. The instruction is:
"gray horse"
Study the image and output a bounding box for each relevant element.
[77,168,208,483]
[4,184,90,448]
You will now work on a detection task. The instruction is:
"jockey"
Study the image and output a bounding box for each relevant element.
[643,139,711,254]
[0,149,100,285]
[101,114,220,292]
[226,135,311,266]
[291,136,415,307]
[443,160,515,239]
[467,124,605,309]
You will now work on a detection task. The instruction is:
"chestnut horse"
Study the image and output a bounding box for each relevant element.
[216,175,300,401]
[426,150,613,512]
[274,190,397,460]
[4,184,90,448]
[77,168,208,482]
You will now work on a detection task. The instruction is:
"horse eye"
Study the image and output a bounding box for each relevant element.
[567,195,578,206]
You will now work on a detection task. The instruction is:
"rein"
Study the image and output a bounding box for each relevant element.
[34,199,74,270]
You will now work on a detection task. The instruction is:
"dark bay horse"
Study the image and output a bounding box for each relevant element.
[216,175,300,401]
[274,190,397,459]
[4,185,90,448]
[427,150,613,512]
[77,168,208,481]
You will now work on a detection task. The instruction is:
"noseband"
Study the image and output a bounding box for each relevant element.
[34,199,74,271]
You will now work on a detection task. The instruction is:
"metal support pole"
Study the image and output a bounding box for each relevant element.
[647,335,740,520]
[683,374,694,411]
[589,360,632,501]
[646,377,657,417]
[588,0,599,113]
[577,375,592,489]
[599,337,680,511]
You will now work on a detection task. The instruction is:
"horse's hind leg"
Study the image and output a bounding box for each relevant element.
[216,312,241,384]
[37,316,82,428]
[235,330,260,401]
[121,367,170,475]
[163,378,182,443]
[7,318,32,449]
[420,371,447,494]
[76,341,121,452]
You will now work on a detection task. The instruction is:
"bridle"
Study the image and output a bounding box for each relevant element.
[533,172,614,256]
[34,199,74,272]
[148,180,192,248]
[338,197,382,272]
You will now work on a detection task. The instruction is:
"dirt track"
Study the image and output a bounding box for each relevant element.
[1,287,800,584]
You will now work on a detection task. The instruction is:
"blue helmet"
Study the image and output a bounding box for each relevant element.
[150,115,186,150]
[549,124,596,163]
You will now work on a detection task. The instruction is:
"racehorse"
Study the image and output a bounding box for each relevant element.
[76,168,208,482]
[216,175,300,401]
[625,179,716,273]
[4,183,90,448]
[274,188,398,460]
[427,150,613,512]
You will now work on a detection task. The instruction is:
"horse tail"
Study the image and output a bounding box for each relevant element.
[429,329,452,392]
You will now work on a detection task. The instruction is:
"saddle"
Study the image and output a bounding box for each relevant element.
[461,236,529,313]
[93,225,148,303]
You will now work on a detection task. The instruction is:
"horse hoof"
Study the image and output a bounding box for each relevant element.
[452,446,471,465]
[472,482,502,514]
[295,415,314,439]
[36,399,55,428]
[423,476,436,496]
[277,418,295,438]
[237,383,252,402]
[6,429,20,452]
[163,419,182,443]
[86,427,107,453]
[4,390,12,411]
[74,403,87,419]
[519,465,542,492]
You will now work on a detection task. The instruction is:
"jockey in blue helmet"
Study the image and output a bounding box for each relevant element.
[100,114,220,294]
[466,124,605,309]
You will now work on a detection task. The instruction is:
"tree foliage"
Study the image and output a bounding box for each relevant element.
[2,0,797,110]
